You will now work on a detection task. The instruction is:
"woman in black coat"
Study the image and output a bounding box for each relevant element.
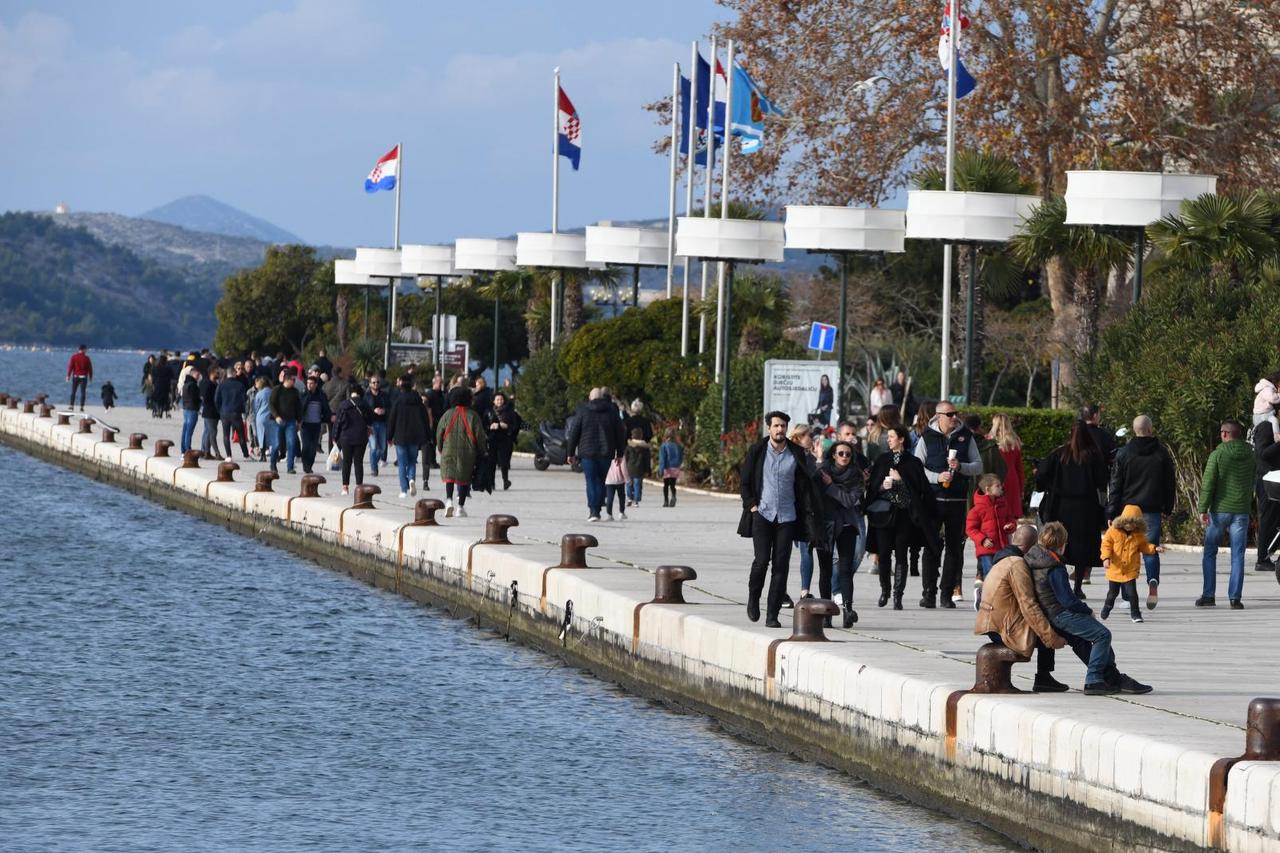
[483,391,523,491]
[332,384,373,493]
[387,375,430,497]
[149,356,172,417]
[867,424,938,610]
[813,441,864,627]
[1036,419,1108,597]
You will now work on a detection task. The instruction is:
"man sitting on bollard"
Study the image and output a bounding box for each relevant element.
[974,524,1069,693]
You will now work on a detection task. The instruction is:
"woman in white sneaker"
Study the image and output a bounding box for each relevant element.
[436,386,487,517]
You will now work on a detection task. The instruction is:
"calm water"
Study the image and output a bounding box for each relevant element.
[0,409,1014,851]
[0,347,150,410]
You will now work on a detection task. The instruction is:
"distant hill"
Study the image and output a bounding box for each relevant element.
[0,212,219,347]
[57,210,272,272]
[140,195,302,244]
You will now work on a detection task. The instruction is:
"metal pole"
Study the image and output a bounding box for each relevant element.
[393,142,402,250]
[963,245,976,404]
[552,68,560,235]
[389,143,401,373]
[493,279,501,388]
[383,281,392,370]
[940,0,960,401]
[700,36,717,361]
[714,40,734,384]
[550,273,560,347]
[1132,228,1145,304]
[364,290,369,339]
[666,61,680,300]
[633,264,640,309]
[837,253,848,420]
[435,275,443,379]
[719,261,735,442]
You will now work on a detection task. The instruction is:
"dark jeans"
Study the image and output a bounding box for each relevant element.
[70,376,88,408]
[340,442,366,486]
[201,416,221,456]
[749,513,795,619]
[271,419,297,472]
[1142,512,1163,583]
[985,632,1055,677]
[579,456,609,517]
[663,477,677,503]
[221,414,248,458]
[1104,579,1140,618]
[300,422,323,473]
[816,525,859,606]
[420,443,432,485]
[877,514,914,597]
[923,499,966,599]
[180,408,199,453]
[1050,610,1118,685]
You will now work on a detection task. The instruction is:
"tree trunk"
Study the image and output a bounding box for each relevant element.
[958,246,986,402]
[526,294,543,355]
[1025,366,1037,407]
[1044,256,1076,398]
[335,289,348,353]
[562,277,585,338]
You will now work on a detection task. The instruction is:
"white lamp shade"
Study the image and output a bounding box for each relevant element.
[515,232,588,269]
[584,225,670,266]
[353,247,403,278]
[454,238,517,272]
[1064,171,1219,227]
[334,259,378,287]
[905,191,1041,243]
[784,206,905,253]
[400,244,456,276]
[675,217,785,262]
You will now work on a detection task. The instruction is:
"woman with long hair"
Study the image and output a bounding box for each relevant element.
[867,425,938,610]
[989,413,1025,522]
[1035,420,1107,598]
[816,375,834,426]
[789,423,821,600]
[814,440,864,626]
[866,404,902,462]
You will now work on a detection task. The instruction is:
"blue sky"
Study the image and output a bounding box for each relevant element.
[0,0,731,246]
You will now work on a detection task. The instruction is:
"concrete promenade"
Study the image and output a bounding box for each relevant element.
[5,402,1280,852]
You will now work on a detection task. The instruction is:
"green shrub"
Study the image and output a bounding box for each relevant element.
[963,405,1076,500]
[514,346,574,427]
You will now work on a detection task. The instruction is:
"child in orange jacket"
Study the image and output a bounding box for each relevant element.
[1100,504,1164,623]
[966,474,1015,608]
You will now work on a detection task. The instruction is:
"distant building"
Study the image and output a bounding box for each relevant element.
[54,203,69,215]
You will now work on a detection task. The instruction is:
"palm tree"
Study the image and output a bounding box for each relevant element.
[695,272,789,355]
[1147,191,1279,292]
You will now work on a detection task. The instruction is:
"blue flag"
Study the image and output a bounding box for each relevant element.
[729,64,782,155]
[678,53,716,168]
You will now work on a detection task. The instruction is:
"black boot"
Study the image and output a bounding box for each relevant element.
[842,608,857,628]
[892,595,903,610]
[878,591,889,607]
[919,594,936,609]
[747,598,760,622]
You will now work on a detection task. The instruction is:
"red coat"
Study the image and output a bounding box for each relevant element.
[966,492,1013,557]
[67,351,93,379]
[998,445,1024,520]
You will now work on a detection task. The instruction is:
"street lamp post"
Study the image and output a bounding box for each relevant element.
[401,244,458,380]
[455,239,518,384]
[353,247,404,370]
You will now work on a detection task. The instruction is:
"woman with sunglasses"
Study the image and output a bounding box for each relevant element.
[814,440,864,627]
[868,425,939,609]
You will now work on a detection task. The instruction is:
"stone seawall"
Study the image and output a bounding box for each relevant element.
[3,402,1278,852]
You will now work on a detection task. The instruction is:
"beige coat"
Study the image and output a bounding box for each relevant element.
[974,552,1065,656]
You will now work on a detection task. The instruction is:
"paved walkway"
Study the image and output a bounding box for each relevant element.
[90,405,1279,742]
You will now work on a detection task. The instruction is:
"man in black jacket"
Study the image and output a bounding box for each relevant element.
[179,366,202,454]
[566,387,625,521]
[269,372,302,475]
[298,374,333,474]
[1107,415,1176,606]
[738,411,823,627]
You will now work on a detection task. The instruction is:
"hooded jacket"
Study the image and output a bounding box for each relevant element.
[387,390,429,446]
[1107,435,1176,518]
[332,395,373,447]
[966,491,1012,558]
[566,398,625,459]
[1025,544,1091,619]
[1100,504,1158,583]
[1255,378,1280,415]
[1198,438,1255,514]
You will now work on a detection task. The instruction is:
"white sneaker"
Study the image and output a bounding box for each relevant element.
[445,500,455,518]
[973,581,983,611]
[408,480,416,496]
[588,514,600,522]
[398,491,408,499]
[833,592,844,609]
[456,506,468,518]
[606,513,615,521]
[341,486,349,495]
[618,512,627,521]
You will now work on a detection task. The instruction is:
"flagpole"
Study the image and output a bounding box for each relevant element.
[715,40,735,386]
[940,3,959,401]
[551,68,561,347]
[390,142,401,359]
[665,61,680,301]
[701,35,717,367]
[681,42,698,359]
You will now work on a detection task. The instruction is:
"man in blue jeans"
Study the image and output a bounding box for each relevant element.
[365,376,390,477]
[566,387,624,522]
[268,371,302,475]
[179,366,202,453]
[1197,420,1255,608]
[1106,414,1176,609]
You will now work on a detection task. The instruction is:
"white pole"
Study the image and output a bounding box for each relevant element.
[665,62,680,300]
[391,141,401,341]
[681,41,697,359]
[940,2,959,401]
[551,68,561,347]
[715,41,735,384]
[702,36,717,365]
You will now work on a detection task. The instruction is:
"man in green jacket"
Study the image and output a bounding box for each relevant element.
[1197,420,1255,608]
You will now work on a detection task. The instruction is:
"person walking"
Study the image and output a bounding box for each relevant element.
[199,367,223,460]
[1253,421,1280,572]
[1197,420,1255,608]
[269,371,302,475]
[868,378,891,418]
[179,365,202,454]
[1100,505,1162,623]
[298,374,332,475]
[66,344,93,411]
[364,376,390,477]
[149,355,172,418]
[332,384,372,494]
[788,424,821,601]
[324,366,353,450]
[215,365,250,460]
[250,375,274,462]
[814,440,864,627]
[737,411,823,628]
[867,425,937,610]
[624,428,651,508]
[1035,420,1107,599]
[472,375,494,415]
[974,524,1070,693]
[437,386,486,517]
[914,401,982,608]
[1106,414,1176,608]
[566,388,625,522]
[1080,404,1117,466]
[484,391,522,491]
[387,375,429,499]
[988,413,1025,523]
[658,428,684,508]
[623,399,654,443]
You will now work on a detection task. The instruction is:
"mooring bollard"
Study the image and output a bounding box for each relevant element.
[181,449,201,469]
[100,428,116,443]
[216,461,238,482]
[255,471,278,492]
[412,498,445,526]
[764,598,840,699]
[77,417,93,433]
[39,404,52,418]
[5,397,17,409]
[153,439,173,458]
[23,401,35,414]
[57,413,71,426]
[353,484,380,509]
[1208,697,1280,848]
[34,392,47,405]
[128,433,147,450]
[483,514,519,544]
[298,474,325,498]
[631,565,700,654]
[558,533,598,568]
[970,643,1031,695]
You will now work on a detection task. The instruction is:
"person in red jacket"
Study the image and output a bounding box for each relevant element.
[66,344,93,411]
[967,473,1016,609]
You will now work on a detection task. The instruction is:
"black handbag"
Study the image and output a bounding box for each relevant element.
[866,498,895,529]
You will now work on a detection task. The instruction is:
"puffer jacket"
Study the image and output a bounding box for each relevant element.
[1255,378,1280,416]
[566,398,625,459]
[1025,544,1090,619]
[1198,439,1255,514]
[1100,504,1158,583]
[436,405,487,483]
[1107,435,1175,518]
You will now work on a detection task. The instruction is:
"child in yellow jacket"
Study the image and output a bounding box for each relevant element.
[1100,504,1164,623]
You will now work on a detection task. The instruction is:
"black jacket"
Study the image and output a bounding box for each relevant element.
[332,397,373,447]
[426,388,447,424]
[1087,422,1117,465]
[867,448,939,536]
[299,386,332,425]
[566,398,625,459]
[1107,436,1176,518]
[199,376,218,419]
[473,386,494,415]
[388,392,430,446]
[737,439,824,544]
[484,403,523,449]
[623,413,653,443]
[269,384,302,422]
[181,376,201,411]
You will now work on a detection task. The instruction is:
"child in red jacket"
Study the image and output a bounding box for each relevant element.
[967,474,1016,609]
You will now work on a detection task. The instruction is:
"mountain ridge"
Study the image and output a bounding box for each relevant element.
[140,194,302,244]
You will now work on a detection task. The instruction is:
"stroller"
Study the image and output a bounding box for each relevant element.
[1261,471,1280,573]
[533,419,582,472]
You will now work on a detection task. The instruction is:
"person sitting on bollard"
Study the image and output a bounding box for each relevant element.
[974,524,1069,693]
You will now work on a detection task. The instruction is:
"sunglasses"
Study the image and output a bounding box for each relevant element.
[938,411,958,418]
[834,451,852,458]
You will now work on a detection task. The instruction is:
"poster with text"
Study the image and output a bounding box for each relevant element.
[763,359,839,432]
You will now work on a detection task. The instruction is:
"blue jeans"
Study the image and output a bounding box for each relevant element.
[977,554,994,578]
[1050,609,1116,686]
[579,456,609,517]
[396,443,419,493]
[798,541,813,591]
[627,476,644,503]
[272,419,297,472]
[368,422,387,474]
[180,409,199,453]
[1202,511,1248,601]
[852,514,867,573]
[1142,512,1162,584]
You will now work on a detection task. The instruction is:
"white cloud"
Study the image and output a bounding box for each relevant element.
[0,12,73,99]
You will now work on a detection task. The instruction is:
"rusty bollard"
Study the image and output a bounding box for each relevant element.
[216,461,239,482]
[558,533,598,568]
[34,392,47,406]
[181,449,202,469]
[78,417,93,433]
[5,396,17,409]
[298,474,325,498]
[412,498,446,526]
[100,428,116,443]
[153,439,173,458]
[0,393,8,405]
[39,404,52,418]
[56,413,71,426]
[971,643,1030,695]
[128,433,147,450]
[483,514,520,544]
[631,566,700,653]
[23,401,35,414]
[1208,698,1280,847]
[764,598,840,698]
[353,484,380,509]
[254,471,278,492]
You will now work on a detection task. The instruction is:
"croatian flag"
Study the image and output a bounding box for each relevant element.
[558,88,581,171]
[364,145,399,193]
[938,3,977,99]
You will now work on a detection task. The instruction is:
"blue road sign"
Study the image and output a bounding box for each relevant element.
[808,322,837,353]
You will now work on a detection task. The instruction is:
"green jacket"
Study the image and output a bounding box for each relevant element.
[436,405,487,483]
[1197,439,1254,514]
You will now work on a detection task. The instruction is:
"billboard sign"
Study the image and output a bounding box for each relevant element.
[763,359,839,430]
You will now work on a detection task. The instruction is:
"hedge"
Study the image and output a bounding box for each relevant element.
[962,405,1076,500]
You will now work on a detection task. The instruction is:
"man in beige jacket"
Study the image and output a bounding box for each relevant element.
[975,524,1069,693]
